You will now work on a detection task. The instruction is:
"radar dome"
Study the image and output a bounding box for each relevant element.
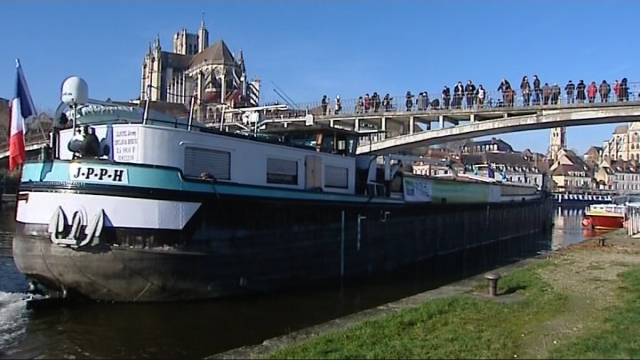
[61,76,89,105]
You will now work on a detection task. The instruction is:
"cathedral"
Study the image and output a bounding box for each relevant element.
[140,20,260,121]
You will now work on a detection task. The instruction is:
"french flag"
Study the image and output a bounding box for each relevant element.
[9,59,36,171]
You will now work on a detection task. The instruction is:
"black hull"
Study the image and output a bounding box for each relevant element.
[13,190,554,302]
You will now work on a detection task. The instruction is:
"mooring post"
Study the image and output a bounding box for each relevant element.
[340,210,345,290]
[484,272,501,296]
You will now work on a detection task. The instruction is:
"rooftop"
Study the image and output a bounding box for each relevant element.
[160,40,237,71]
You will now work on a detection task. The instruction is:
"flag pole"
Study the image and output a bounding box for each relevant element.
[11,58,30,198]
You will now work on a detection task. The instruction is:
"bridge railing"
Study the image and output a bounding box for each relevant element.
[264,81,640,119]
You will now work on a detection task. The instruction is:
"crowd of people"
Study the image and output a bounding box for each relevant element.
[318,76,637,115]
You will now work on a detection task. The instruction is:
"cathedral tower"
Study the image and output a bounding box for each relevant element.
[140,35,163,101]
[198,17,209,52]
[549,126,566,161]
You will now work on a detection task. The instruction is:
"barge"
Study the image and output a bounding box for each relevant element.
[13,77,553,302]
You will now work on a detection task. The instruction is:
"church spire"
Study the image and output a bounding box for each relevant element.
[197,13,209,52]
[238,48,246,73]
[153,34,161,51]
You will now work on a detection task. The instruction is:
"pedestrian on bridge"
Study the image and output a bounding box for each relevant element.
[442,86,451,109]
[334,95,342,114]
[383,94,392,112]
[454,81,464,109]
[587,82,597,103]
[599,80,611,102]
[542,83,551,105]
[477,85,486,108]
[497,79,512,106]
[465,81,477,109]
[576,80,586,103]
[564,80,575,104]
[619,78,629,102]
[533,75,542,105]
[355,96,364,114]
[520,76,531,106]
[405,91,414,111]
[551,83,561,105]
[372,92,381,113]
[321,95,328,115]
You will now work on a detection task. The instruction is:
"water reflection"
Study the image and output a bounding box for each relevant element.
[552,205,608,250]
[0,206,585,359]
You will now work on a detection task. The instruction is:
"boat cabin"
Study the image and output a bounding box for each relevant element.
[52,104,364,196]
[262,125,359,156]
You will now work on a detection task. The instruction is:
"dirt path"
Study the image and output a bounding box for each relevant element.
[522,230,640,358]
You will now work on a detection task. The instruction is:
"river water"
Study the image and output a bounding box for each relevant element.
[0,205,595,359]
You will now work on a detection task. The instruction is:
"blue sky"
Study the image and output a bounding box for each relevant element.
[1,1,637,154]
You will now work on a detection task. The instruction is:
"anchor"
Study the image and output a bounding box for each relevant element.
[49,206,105,249]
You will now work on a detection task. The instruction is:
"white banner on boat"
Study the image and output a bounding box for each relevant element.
[113,128,139,162]
[403,178,432,202]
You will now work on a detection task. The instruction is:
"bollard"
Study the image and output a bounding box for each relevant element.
[484,272,501,297]
[598,237,606,247]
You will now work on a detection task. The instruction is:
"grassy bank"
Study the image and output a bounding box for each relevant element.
[261,230,640,359]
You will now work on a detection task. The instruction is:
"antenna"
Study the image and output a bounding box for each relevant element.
[272,89,296,109]
[270,81,299,110]
[187,95,196,131]
[142,84,151,124]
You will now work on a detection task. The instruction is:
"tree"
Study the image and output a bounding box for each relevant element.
[440,139,468,155]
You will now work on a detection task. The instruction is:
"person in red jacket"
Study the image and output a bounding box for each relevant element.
[613,80,620,101]
[587,81,597,103]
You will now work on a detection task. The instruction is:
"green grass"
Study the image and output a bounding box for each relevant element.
[265,262,567,359]
[549,267,640,359]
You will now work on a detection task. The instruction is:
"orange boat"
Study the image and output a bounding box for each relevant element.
[583,204,626,230]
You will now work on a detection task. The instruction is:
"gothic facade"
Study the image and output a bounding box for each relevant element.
[140,20,260,121]
[602,123,640,161]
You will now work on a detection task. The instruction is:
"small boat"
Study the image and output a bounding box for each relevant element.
[583,204,626,230]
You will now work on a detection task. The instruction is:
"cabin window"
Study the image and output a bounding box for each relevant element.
[348,139,357,154]
[322,137,335,153]
[325,165,348,189]
[266,157,298,185]
[184,147,231,180]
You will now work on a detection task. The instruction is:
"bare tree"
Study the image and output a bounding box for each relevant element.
[0,99,9,145]
[440,139,469,155]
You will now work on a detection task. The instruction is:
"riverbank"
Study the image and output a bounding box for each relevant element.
[209,229,640,359]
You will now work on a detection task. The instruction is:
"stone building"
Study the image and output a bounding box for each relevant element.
[449,138,546,186]
[584,146,603,166]
[601,123,640,161]
[548,149,593,191]
[548,127,567,162]
[461,138,513,154]
[595,159,640,192]
[139,20,261,122]
[460,151,544,186]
